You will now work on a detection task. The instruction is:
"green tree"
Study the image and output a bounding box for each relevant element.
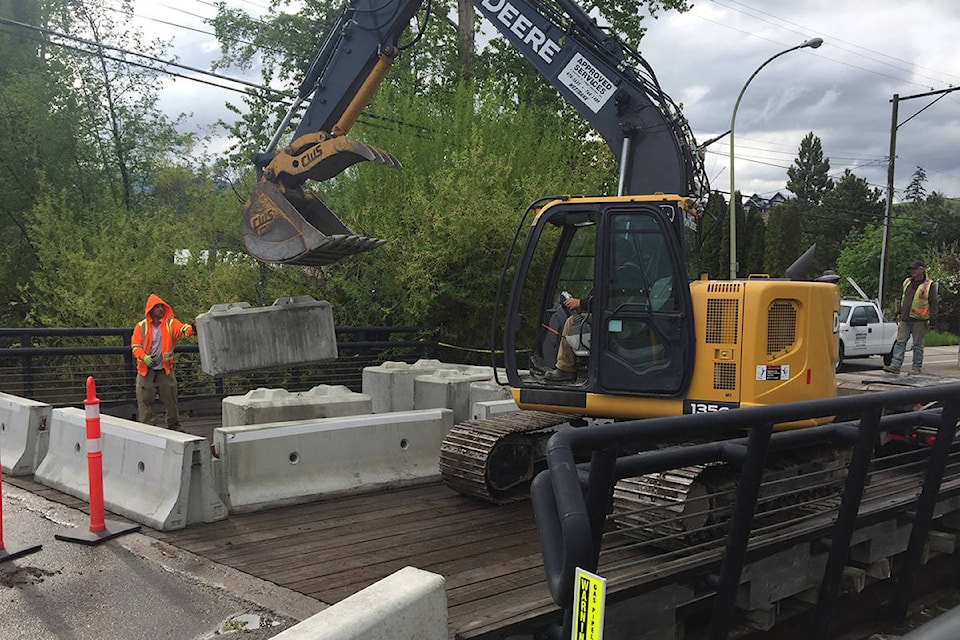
[810,169,884,274]
[836,222,923,310]
[0,0,81,325]
[904,165,927,203]
[742,205,766,275]
[786,132,833,206]
[764,202,804,277]
[696,191,730,279]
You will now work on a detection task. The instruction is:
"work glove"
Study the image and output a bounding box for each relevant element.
[143,355,154,366]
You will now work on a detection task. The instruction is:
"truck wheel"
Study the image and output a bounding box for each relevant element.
[836,342,844,372]
[883,348,893,366]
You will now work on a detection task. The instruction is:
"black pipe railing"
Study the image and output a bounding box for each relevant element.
[531,383,960,639]
[0,326,440,409]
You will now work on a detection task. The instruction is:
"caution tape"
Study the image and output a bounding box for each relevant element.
[437,341,531,356]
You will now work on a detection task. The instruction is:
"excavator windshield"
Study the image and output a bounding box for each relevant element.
[503,195,695,399]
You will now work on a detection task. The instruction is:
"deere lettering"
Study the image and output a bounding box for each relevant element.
[480,0,561,64]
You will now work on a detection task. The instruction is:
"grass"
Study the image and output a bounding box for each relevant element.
[925,330,960,346]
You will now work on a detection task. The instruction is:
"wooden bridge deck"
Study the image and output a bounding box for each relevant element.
[8,411,561,640]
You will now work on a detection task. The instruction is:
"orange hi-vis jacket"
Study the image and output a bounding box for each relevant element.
[130,293,194,376]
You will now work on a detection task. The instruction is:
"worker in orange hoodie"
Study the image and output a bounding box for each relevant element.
[130,294,195,430]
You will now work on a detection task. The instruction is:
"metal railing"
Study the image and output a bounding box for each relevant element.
[531,384,960,639]
[0,326,439,412]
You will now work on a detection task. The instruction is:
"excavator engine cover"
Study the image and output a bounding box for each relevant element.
[243,181,385,266]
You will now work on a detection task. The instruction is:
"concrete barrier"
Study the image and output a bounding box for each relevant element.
[471,399,521,420]
[35,408,227,531]
[222,385,372,427]
[213,409,454,513]
[0,392,51,476]
[414,369,497,423]
[195,296,337,376]
[270,566,447,640]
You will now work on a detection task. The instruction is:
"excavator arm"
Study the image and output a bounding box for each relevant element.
[243,0,707,265]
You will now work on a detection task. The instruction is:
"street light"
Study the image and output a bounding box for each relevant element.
[728,37,823,279]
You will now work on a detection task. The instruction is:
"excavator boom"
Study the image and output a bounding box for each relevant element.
[242,0,708,265]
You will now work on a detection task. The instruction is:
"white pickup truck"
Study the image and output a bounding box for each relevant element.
[837,298,903,371]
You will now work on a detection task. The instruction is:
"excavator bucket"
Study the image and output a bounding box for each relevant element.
[243,137,400,266]
[243,182,386,266]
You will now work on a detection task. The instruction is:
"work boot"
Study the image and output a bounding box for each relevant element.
[908,368,922,375]
[882,365,900,374]
[544,368,577,382]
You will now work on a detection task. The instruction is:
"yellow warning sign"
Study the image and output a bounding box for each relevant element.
[572,567,606,640]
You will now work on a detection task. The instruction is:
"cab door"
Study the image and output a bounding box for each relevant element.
[595,205,695,395]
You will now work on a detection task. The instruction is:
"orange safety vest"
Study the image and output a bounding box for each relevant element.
[901,277,933,320]
[131,294,193,376]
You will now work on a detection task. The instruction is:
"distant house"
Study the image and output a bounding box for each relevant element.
[745,192,789,219]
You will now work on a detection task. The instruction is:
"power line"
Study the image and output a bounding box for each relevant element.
[0,15,292,99]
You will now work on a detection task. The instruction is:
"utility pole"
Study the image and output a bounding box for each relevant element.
[878,86,960,307]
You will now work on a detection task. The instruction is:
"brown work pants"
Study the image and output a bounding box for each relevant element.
[136,368,181,430]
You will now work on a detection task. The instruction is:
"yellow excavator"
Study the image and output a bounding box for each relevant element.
[241,0,841,511]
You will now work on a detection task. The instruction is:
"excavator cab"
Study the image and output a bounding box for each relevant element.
[502,195,697,413]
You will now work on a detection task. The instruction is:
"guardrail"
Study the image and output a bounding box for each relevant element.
[0,326,439,410]
[531,383,960,639]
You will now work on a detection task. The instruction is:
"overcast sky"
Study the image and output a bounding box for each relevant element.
[130,0,960,201]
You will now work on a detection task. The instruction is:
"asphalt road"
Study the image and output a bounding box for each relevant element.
[0,483,324,640]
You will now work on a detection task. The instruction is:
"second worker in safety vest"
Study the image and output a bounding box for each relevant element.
[884,260,938,375]
[131,294,195,430]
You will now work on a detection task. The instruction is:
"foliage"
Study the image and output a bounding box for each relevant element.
[764,202,804,277]
[924,330,959,347]
[809,169,884,274]
[904,166,927,203]
[786,132,833,206]
[742,206,766,276]
[311,82,614,347]
[924,243,960,336]
[836,222,922,313]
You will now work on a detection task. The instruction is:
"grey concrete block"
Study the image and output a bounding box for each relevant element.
[361,360,447,413]
[471,399,520,420]
[468,379,513,407]
[222,385,372,427]
[270,566,447,640]
[196,296,337,376]
[414,369,494,423]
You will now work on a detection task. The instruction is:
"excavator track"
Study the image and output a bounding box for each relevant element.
[613,444,850,548]
[439,411,574,504]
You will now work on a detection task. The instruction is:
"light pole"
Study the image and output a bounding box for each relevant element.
[728,37,823,279]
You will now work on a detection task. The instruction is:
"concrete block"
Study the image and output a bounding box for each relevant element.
[414,369,495,423]
[270,566,447,640]
[35,408,227,531]
[468,379,513,407]
[213,409,455,512]
[361,360,447,413]
[471,399,520,420]
[222,385,372,427]
[195,296,337,376]
[0,392,51,476]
